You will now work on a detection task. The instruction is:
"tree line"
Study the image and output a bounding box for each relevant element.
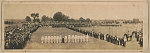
[25,12,91,23]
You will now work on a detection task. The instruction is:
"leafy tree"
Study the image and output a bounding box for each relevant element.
[31,13,39,22]
[41,15,52,22]
[79,17,85,22]
[41,15,47,22]
[86,18,91,22]
[53,12,69,21]
[36,19,40,23]
[69,18,75,22]
[53,12,63,21]
[63,15,69,21]
[25,16,31,22]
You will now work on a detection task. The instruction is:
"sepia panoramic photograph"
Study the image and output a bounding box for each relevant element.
[2,1,147,51]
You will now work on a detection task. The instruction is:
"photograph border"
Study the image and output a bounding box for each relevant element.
[0,0,149,53]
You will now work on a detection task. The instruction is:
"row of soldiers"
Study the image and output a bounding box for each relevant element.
[4,24,40,49]
[133,31,143,47]
[67,26,143,47]
[123,31,143,47]
[41,35,89,43]
[106,34,126,47]
[41,36,62,43]
[66,26,126,47]
[66,26,105,40]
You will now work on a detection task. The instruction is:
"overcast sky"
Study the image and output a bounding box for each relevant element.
[3,2,147,20]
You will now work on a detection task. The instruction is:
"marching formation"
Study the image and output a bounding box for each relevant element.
[4,23,143,49]
[66,26,143,47]
[41,35,89,43]
[133,31,143,47]
[106,34,125,46]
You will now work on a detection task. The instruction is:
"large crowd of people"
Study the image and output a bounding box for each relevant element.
[4,22,143,49]
[4,23,40,49]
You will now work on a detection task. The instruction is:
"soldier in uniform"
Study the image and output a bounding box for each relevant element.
[112,37,116,44]
[62,37,65,43]
[64,36,67,43]
[74,35,77,43]
[56,36,59,43]
[129,35,132,41]
[136,34,139,42]
[81,35,84,43]
[47,36,50,43]
[106,34,109,41]
[139,37,143,47]
[124,33,129,41]
[100,33,102,40]
[91,31,94,37]
[102,33,104,40]
[122,39,126,47]
[77,28,80,32]
[98,32,101,39]
[114,36,117,44]
[44,36,48,43]
[71,35,75,43]
[79,35,82,43]
[117,38,120,45]
[86,31,90,36]
[51,36,54,43]
[108,35,111,42]
[93,32,97,38]
[76,35,80,43]
[119,38,122,45]
[41,36,44,43]
[68,35,71,43]
[134,32,138,38]
[120,38,126,47]
[54,36,57,43]
[85,34,89,42]
[83,30,87,35]
[58,36,62,43]
[110,36,113,43]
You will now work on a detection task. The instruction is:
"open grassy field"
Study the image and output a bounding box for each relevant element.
[24,25,142,50]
